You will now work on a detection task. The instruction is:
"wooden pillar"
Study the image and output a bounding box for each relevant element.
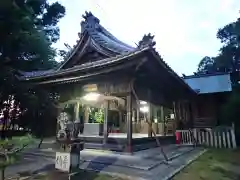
[185,101,191,126]
[84,106,89,123]
[161,106,166,135]
[147,103,153,137]
[147,90,152,137]
[119,111,123,132]
[160,106,164,122]
[74,102,80,122]
[103,100,109,145]
[178,101,182,122]
[126,94,132,153]
[136,108,140,123]
[189,102,194,128]
[173,101,179,129]
[132,109,136,122]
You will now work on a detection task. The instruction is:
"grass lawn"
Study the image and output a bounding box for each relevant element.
[173,149,240,180]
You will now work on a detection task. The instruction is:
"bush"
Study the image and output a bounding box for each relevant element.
[221,91,240,145]
[0,134,35,180]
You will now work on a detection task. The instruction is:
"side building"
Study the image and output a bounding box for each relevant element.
[183,72,233,128]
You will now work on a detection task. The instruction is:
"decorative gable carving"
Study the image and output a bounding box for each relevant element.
[74,49,107,66]
[138,33,156,48]
[65,48,107,68]
[81,11,101,33]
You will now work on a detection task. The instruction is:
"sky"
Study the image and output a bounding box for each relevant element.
[53,0,240,75]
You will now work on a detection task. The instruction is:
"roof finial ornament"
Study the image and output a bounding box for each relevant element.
[82,11,100,23]
[138,33,156,48]
[81,11,100,33]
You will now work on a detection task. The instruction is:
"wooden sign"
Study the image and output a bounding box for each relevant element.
[55,152,79,172]
[83,84,98,92]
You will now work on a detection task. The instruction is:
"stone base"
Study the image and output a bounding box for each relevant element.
[83,123,103,136]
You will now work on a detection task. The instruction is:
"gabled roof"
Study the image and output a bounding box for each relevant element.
[18,12,195,95]
[58,11,136,70]
[183,73,232,94]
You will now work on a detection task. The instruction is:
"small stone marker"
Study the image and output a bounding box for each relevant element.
[55,152,79,172]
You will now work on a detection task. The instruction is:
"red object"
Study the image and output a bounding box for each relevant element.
[111,128,120,133]
[175,131,181,144]
[115,129,120,133]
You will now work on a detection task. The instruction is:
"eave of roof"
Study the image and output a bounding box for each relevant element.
[149,49,197,95]
[183,72,230,79]
[21,46,150,81]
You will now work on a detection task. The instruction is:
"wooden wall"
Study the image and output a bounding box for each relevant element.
[191,93,229,128]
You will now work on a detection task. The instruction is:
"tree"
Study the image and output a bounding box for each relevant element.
[58,43,73,62]
[0,135,34,180]
[18,88,59,148]
[221,90,240,145]
[0,0,65,139]
[0,0,65,71]
[197,12,240,74]
[197,56,215,73]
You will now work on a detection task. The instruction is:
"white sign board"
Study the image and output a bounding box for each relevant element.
[55,152,71,172]
[55,152,80,172]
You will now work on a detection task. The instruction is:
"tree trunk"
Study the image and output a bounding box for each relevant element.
[1,168,5,180]
[38,137,44,149]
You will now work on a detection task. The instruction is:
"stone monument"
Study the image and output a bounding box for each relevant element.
[55,111,84,173]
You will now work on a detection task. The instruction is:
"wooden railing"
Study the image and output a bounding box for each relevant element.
[176,126,237,149]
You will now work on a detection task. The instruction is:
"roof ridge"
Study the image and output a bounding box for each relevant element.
[183,72,230,79]
[81,11,135,53]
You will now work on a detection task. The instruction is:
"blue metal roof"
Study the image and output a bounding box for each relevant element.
[184,73,232,94]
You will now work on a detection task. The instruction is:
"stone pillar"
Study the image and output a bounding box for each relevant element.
[103,100,109,145]
[126,94,132,153]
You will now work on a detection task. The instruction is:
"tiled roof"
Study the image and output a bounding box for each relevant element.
[19,70,55,78]
[80,11,135,54]
[21,47,150,79]
[19,11,194,95]
[184,73,232,94]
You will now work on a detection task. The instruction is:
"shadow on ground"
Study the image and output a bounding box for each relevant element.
[11,154,40,167]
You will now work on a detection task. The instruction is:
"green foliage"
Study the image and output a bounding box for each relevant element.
[0,0,65,71]
[221,91,240,125]
[197,12,240,74]
[221,90,240,145]
[0,134,34,169]
[0,0,65,139]
[197,56,215,73]
[18,88,59,138]
[94,109,104,124]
